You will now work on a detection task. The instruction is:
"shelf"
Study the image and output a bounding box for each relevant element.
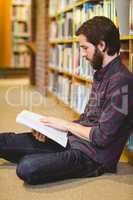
[0,67,29,78]
[48,66,72,76]
[73,74,93,84]
[12,18,28,22]
[50,36,133,44]
[120,35,133,40]
[13,3,30,6]
[13,50,28,53]
[48,66,93,84]
[50,38,78,44]
[23,41,36,53]
[14,33,30,38]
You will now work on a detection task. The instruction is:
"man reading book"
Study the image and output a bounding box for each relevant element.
[0,16,133,185]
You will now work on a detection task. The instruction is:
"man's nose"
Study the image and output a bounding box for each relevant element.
[82,51,87,57]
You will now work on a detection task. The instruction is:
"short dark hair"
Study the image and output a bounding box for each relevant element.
[76,16,120,56]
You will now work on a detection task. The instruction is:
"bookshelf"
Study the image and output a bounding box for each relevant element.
[11,0,31,69]
[49,0,121,114]
[48,0,133,163]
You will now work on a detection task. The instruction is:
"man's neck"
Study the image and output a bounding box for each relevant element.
[103,53,118,68]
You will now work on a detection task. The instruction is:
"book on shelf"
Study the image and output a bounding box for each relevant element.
[12,52,31,68]
[120,41,129,68]
[16,110,68,147]
[63,45,73,73]
[70,82,91,114]
[12,21,28,34]
[115,0,130,36]
[73,42,94,80]
[12,5,30,21]
[64,11,73,38]
[50,20,58,41]
[128,132,133,151]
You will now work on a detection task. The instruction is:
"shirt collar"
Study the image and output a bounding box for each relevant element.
[94,56,121,82]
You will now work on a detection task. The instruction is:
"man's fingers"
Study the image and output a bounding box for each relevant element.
[38,133,45,142]
[32,129,37,136]
[35,132,45,142]
[32,129,45,142]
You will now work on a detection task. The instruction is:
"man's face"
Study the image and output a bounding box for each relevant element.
[79,34,104,70]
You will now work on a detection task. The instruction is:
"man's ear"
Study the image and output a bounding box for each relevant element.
[97,41,106,52]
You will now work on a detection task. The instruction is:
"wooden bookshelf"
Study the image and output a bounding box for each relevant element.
[49,0,117,115]
[49,0,133,110]
[11,0,31,69]
[48,0,133,163]
[120,35,133,40]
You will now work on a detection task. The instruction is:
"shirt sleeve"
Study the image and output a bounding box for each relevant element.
[89,75,133,148]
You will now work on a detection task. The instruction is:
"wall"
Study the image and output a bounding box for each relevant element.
[0,0,12,67]
[35,0,49,94]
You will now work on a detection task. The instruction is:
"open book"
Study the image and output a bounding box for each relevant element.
[16,110,68,147]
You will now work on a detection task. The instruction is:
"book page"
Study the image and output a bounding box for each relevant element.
[16,110,68,147]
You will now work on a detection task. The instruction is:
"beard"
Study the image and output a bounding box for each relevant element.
[90,48,104,71]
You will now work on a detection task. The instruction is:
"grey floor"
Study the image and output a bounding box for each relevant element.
[0,78,133,200]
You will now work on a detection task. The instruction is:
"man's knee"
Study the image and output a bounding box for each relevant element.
[16,158,35,185]
[16,156,38,185]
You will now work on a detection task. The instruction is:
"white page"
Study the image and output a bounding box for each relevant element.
[16,110,68,147]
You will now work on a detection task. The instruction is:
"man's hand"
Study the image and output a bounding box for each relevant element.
[40,116,91,141]
[32,129,46,142]
[40,116,70,131]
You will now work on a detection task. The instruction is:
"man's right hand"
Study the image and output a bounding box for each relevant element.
[32,129,46,143]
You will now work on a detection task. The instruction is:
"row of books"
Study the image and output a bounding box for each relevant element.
[50,11,73,40]
[50,0,117,40]
[11,52,31,68]
[49,44,94,80]
[48,73,91,113]
[12,5,30,21]
[12,21,29,34]
[49,0,80,16]
[73,0,117,34]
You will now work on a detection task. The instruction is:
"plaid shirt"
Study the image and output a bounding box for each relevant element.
[68,56,133,171]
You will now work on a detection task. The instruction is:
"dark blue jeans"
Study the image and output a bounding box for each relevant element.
[0,132,104,185]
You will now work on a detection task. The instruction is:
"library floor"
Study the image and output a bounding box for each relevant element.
[0,78,133,200]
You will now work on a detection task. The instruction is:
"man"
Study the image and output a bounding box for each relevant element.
[0,16,133,185]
